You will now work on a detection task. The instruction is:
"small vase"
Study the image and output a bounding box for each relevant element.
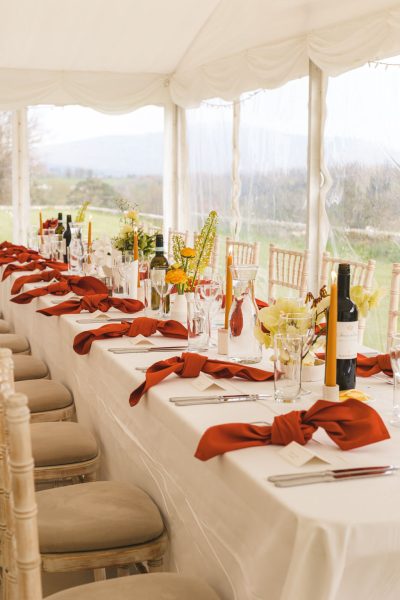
[301,359,325,382]
[170,292,188,323]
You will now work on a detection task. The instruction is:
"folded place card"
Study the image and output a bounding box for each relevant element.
[128,334,155,347]
[191,373,240,394]
[90,311,111,319]
[278,441,348,468]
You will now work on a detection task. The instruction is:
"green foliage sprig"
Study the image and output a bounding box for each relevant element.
[172,234,185,263]
[75,200,90,223]
[188,210,218,290]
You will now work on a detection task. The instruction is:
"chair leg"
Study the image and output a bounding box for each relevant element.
[148,557,163,573]
[135,562,148,574]
[84,471,97,482]
[117,566,130,577]
[93,568,106,581]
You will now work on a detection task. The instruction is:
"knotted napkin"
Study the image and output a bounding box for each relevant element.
[356,353,392,377]
[2,259,68,280]
[0,241,32,253]
[11,276,108,304]
[194,398,390,461]
[37,294,144,316]
[11,270,64,294]
[0,252,42,265]
[317,352,393,378]
[129,352,274,406]
[73,317,188,355]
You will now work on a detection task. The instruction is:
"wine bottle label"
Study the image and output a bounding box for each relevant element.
[337,321,358,359]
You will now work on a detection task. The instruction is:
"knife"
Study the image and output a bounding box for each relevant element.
[75,317,136,324]
[269,465,399,487]
[108,346,185,354]
[170,393,271,406]
[268,464,399,482]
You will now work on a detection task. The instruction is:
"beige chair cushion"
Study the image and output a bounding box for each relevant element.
[37,481,165,553]
[31,422,98,467]
[12,355,48,381]
[0,333,30,354]
[0,319,10,333]
[15,379,73,413]
[48,573,220,600]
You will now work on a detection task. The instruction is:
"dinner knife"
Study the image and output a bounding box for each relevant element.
[108,346,186,354]
[170,393,271,406]
[269,465,400,487]
[75,317,136,324]
[268,465,399,482]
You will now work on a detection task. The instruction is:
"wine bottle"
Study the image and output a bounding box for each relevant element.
[63,215,72,264]
[150,234,169,312]
[55,212,65,235]
[336,263,358,390]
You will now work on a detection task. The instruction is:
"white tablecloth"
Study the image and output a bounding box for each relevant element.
[2,267,400,600]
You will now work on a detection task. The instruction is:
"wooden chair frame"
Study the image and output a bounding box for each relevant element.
[268,244,309,303]
[225,238,260,266]
[30,402,75,424]
[387,263,400,350]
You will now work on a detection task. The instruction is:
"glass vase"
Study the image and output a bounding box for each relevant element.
[227,265,262,364]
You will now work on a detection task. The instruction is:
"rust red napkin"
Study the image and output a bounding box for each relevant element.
[74,317,187,355]
[2,259,68,280]
[73,317,188,355]
[0,241,33,253]
[37,294,144,316]
[11,276,108,304]
[129,352,273,406]
[0,252,42,265]
[356,353,392,377]
[11,270,64,294]
[194,398,390,460]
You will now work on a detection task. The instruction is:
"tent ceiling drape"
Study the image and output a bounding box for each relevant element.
[1,0,400,111]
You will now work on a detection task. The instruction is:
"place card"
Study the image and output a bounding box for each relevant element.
[191,373,239,394]
[90,311,112,319]
[128,334,155,347]
[278,442,335,467]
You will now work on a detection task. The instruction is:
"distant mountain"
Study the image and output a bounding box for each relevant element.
[36,129,393,177]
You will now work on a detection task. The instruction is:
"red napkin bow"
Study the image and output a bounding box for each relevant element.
[11,270,64,294]
[37,294,144,316]
[129,352,273,406]
[194,398,390,460]
[11,276,108,304]
[0,252,42,265]
[2,259,68,280]
[73,317,188,355]
[356,353,392,377]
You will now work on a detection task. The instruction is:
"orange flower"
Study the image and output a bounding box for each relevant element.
[181,247,196,259]
[165,268,187,285]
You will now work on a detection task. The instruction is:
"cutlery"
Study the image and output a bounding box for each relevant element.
[170,393,271,406]
[268,465,399,487]
[108,346,185,354]
[75,317,136,324]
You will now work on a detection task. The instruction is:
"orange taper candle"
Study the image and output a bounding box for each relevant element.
[39,211,43,235]
[224,252,233,329]
[133,230,139,261]
[325,271,337,387]
[88,218,92,248]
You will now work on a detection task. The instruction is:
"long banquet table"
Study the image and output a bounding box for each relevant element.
[2,265,400,600]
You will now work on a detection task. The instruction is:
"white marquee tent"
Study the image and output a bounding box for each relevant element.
[4,0,400,289]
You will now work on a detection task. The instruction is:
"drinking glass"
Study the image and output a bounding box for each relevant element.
[195,278,222,348]
[151,267,172,317]
[389,333,400,426]
[187,292,208,352]
[278,311,315,395]
[273,334,303,403]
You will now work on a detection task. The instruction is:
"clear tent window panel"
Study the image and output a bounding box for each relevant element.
[0,112,13,241]
[238,80,309,297]
[325,57,400,351]
[186,99,233,263]
[27,105,164,240]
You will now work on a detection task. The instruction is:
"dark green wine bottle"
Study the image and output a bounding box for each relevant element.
[150,234,169,311]
[55,212,65,235]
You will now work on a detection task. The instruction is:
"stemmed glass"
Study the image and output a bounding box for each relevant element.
[389,333,400,426]
[195,278,222,348]
[151,267,172,317]
[278,311,315,396]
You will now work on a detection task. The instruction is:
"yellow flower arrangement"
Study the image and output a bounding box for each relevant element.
[126,210,138,222]
[120,224,133,235]
[165,268,187,286]
[350,285,386,318]
[181,247,196,259]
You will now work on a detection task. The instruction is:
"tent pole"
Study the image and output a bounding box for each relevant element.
[231,99,241,239]
[176,107,189,232]
[163,101,178,239]
[11,108,30,245]
[306,60,330,294]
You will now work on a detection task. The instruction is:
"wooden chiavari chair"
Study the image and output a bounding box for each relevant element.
[268,244,309,303]
[387,263,400,350]
[225,238,260,266]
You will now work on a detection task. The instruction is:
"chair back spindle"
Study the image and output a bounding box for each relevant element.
[268,244,309,303]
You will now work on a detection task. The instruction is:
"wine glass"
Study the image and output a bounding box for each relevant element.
[151,267,172,317]
[195,278,222,348]
[389,333,400,426]
[278,311,315,396]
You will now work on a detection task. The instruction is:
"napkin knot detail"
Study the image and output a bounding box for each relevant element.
[194,399,390,460]
[37,294,144,316]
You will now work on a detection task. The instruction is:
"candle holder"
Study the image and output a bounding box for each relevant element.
[217,328,228,355]
[322,384,339,402]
